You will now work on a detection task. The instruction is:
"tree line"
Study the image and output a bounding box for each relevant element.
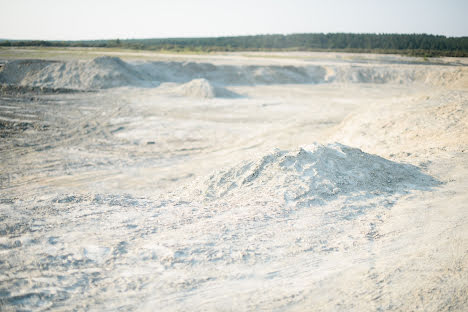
[1,33,467,57]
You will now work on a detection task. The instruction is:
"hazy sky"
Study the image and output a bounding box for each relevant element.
[1,0,467,40]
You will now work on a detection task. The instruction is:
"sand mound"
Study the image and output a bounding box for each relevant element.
[197,143,438,206]
[173,78,240,98]
[0,57,152,90]
[0,59,56,85]
[176,78,216,98]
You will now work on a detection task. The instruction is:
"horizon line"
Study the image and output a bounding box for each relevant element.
[1,32,467,42]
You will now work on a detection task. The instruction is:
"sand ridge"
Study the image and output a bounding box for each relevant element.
[1,55,466,92]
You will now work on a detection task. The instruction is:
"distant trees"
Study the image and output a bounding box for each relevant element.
[1,33,467,57]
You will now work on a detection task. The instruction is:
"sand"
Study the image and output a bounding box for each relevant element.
[2,54,466,91]
[196,143,439,205]
[0,50,467,311]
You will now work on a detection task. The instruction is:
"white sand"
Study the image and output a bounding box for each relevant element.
[0,50,467,311]
[196,143,439,205]
[2,55,466,91]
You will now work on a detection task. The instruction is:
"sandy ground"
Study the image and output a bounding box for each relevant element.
[0,49,467,311]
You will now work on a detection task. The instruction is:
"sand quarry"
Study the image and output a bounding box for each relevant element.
[0,49,467,311]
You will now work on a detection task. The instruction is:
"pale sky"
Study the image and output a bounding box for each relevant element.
[1,0,467,40]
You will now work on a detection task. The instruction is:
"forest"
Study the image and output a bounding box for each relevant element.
[1,33,467,57]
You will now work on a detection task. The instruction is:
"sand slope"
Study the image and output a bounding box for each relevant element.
[1,56,466,91]
[330,92,468,158]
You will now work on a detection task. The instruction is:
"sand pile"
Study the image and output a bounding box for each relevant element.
[176,78,216,98]
[173,78,240,98]
[0,57,151,90]
[197,143,438,206]
[0,59,56,85]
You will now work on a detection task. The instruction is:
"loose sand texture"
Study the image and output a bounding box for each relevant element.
[0,49,467,311]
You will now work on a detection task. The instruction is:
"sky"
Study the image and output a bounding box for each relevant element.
[1,0,467,40]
